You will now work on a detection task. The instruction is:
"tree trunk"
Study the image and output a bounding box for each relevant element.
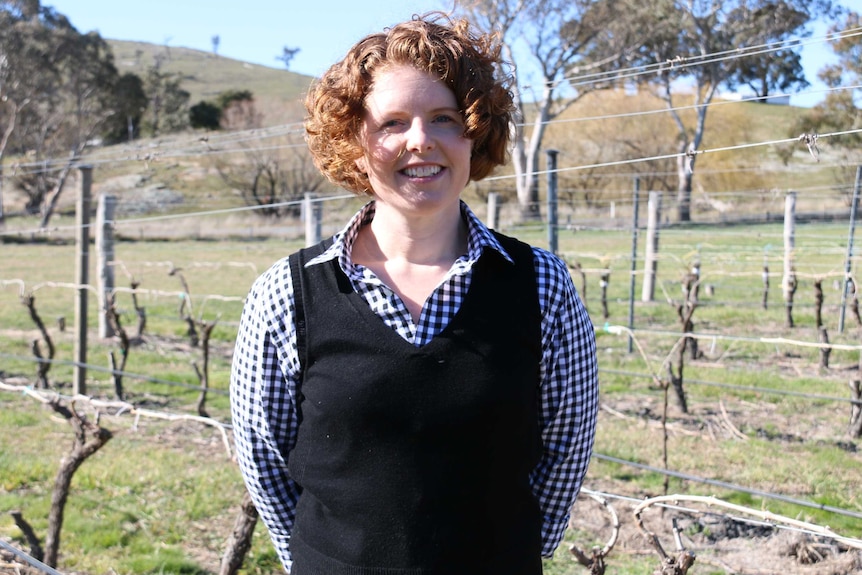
[44,401,112,568]
[39,152,80,229]
[219,491,259,575]
[194,320,217,418]
[0,163,5,222]
[818,327,831,370]
[849,378,862,438]
[676,154,692,223]
[814,280,823,329]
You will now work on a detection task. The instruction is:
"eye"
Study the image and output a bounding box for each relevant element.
[433,114,460,124]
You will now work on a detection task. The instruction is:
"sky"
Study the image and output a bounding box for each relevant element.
[47,0,847,108]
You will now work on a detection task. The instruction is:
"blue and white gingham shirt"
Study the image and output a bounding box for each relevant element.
[230,201,599,571]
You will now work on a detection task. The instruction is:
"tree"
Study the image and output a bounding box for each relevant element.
[216,130,325,217]
[103,72,148,144]
[799,10,860,147]
[459,0,639,221]
[542,89,679,208]
[276,46,299,70]
[213,90,322,216]
[0,0,62,220]
[190,100,221,130]
[793,10,861,197]
[218,90,259,130]
[142,55,189,136]
[726,0,811,100]
[37,29,121,226]
[632,0,837,222]
[0,1,125,225]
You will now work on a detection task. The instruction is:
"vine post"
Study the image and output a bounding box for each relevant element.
[96,194,117,339]
[627,176,640,353]
[641,192,661,303]
[839,165,861,333]
[486,192,499,230]
[73,165,93,395]
[546,149,559,256]
[782,192,797,329]
[304,192,321,247]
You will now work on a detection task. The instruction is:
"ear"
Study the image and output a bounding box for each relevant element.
[355,156,367,174]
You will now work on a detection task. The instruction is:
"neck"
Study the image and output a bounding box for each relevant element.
[360,201,467,266]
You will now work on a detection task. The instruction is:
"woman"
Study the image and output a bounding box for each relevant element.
[230,13,598,575]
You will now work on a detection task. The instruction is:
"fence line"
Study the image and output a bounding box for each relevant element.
[528,83,862,127]
[0,353,229,396]
[0,380,232,457]
[591,453,862,521]
[558,26,862,90]
[605,324,862,352]
[602,368,862,406]
[6,276,862,354]
[632,494,862,550]
[2,376,860,533]
[0,539,65,575]
[486,128,862,183]
[582,487,862,545]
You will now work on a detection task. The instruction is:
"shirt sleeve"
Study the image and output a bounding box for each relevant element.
[529,248,599,557]
[230,258,301,572]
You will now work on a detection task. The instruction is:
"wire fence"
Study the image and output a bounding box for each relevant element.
[1,23,862,572]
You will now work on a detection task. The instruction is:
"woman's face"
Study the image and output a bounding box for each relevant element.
[356,64,472,217]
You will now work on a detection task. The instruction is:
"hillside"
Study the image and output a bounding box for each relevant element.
[107,39,313,125]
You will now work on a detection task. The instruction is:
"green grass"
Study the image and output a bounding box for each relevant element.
[3,216,862,573]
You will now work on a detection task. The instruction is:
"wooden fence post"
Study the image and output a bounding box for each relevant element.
[304,192,321,247]
[839,165,862,333]
[641,191,662,302]
[546,149,559,256]
[97,194,117,339]
[487,192,499,230]
[0,164,5,221]
[74,165,93,395]
[783,192,797,328]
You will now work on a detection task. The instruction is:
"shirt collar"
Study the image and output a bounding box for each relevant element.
[306,200,514,270]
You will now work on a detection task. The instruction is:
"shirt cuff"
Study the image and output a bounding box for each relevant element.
[269,531,293,572]
[541,516,570,557]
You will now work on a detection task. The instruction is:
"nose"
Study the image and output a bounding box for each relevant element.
[405,119,434,152]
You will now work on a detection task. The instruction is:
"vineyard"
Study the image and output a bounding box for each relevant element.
[1,154,862,574]
[2,0,862,570]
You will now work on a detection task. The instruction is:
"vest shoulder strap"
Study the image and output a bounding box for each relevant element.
[289,238,333,375]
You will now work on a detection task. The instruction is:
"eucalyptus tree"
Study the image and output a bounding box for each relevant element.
[631,0,837,222]
[459,0,639,220]
[142,56,190,137]
[799,10,861,147]
[0,0,61,220]
[0,0,136,225]
[35,30,122,226]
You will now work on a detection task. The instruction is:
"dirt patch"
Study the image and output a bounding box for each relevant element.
[572,391,862,574]
[568,478,862,575]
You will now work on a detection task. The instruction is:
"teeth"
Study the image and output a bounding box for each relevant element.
[403,165,441,178]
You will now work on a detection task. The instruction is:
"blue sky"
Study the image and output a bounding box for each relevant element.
[48,0,444,77]
[47,0,846,107]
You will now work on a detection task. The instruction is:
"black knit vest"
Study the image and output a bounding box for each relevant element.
[288,233,543,575]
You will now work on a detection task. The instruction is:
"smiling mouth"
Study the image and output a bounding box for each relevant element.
[401,165,442,178]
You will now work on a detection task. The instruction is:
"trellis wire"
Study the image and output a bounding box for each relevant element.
[0,539,64,575]
[592,453,862,521]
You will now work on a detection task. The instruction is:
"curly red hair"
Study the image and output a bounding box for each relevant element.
[304,13,515,195]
